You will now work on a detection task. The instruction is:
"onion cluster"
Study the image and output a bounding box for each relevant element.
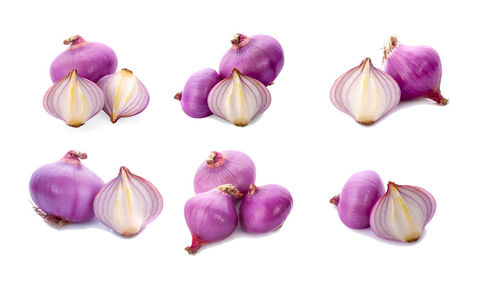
[184,150,293,254]
[330,36,447,125]
[29,151,163,237]
[175,33,284,127]
[44,35,150,127]
[331,170,436,243]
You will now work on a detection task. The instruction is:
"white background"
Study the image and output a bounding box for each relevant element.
[0,0,498,295]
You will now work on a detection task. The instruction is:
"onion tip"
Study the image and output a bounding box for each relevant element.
[174,92,182,101]
[206,151,225,167]
[248,184,258,195]
[383,36,399,63]
[330,195,339,206]
[430,91,448,105]
[68,150,87,160]
[185,234,208,255]
[218,184,244,198]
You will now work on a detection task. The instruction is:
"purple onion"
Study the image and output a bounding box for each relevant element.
[239,184,293,233]
[219,33,284,86]
[384,36,447,105]
[50,35,118,83]
[29,151,104,225]
[184,185,242,254]
[175,68,221,118]
[331,170,384,229]
[193,150,256,195]
[370,182,436,242]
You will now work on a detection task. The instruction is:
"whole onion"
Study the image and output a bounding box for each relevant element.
[193,150,256,195]
[219,33,284,86]
[175,68,221,118]
[29,151,104,225]
[384,36,447,105]
[50,35,118,83]
[239,184,293,233]
[331,170,384,229]
[184,185,242,254]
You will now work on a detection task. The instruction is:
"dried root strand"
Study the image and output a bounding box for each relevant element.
[33,206,69,227]
[383,36,399,63]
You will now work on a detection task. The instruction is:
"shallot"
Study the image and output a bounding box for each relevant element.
[208,69,271,127]
[331,171,384,229]
[219,33,284,86]
[184,185,242,254]
[97,69,149,123]
[29,151,104,225]
[175,68,221,118]
[194,150,256,195]
[330,58,400,125]
[43,69,105,127]
[370,182,436,242]
[50,35,117,83]
[239,184,293,233]
[93,167,163,237]
[384,36,447,105]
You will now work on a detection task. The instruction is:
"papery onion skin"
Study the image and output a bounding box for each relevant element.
[239,184,293,233]
[330,170,384,229]
[219,33,284,86]
[29,151,104,224]
[50,35,118,83]
[384,36,447,105]
[175,68,221,118]
[208,69,271,127]
[97,69,150,123]
[369,182,436,242]
[184,185,242,254]
[330,58,401,125]
[194,150,256,195]
[93,167,163,237]
[43,69,105,127]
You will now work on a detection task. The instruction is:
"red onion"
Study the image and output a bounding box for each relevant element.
[330,171,384,229]
[370,182,436,242]
[43,69,105,127]
[193,150,256,195]
[219,33,284,86]
[97,69,150,123]
[208,69,271,127]
[50,35,118,83]
[175,68,221,118]
[330,58,400,125]
[29,151,104,225]
[93,167,163,237]
[239,184,293,233]
[384,36,448,105]
[184,185,242,254]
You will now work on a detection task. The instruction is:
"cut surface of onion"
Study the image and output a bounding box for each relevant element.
[208,69,271,127]
[330,58,400,125]
[93,167,163,237]
[43,69,104,127]
[370,182,436,242]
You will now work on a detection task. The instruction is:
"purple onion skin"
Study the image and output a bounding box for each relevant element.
[332,170,384,229]
[50,35,118,83]
[219,34,284,86]
[184,187,239,253]
[29,151,104,222]
[194,150,256,195]
[239,184,293,233]
[176,68,221,118]
[385,42,446,104]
